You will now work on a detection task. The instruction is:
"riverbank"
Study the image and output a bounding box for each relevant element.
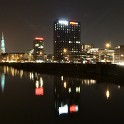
[0,62,123,77]
[0,62,124,85]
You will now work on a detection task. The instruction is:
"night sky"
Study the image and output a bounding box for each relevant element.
[0,0,124,54]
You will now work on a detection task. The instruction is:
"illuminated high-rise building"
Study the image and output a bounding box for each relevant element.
[33,37,44,61]
[0,33,6,54]
[53,19,81,61]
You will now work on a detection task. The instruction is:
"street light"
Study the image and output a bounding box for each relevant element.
[63,48,67,54]
[105,43,111,49]
[63,48,69,62]
[105,42,111,62]
[106,88,110,99]
[121,54,124,57]
[63,48,67,61]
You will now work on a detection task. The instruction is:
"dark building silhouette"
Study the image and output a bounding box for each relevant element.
[53,19,81,61]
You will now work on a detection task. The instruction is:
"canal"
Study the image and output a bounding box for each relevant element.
[0,65,124,124]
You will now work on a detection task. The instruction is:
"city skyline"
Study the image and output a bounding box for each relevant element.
[0,0,124,54]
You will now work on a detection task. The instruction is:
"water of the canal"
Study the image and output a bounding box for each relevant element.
[0,66,124,124]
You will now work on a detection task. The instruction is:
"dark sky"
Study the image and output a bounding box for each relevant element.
[0,0,124,54]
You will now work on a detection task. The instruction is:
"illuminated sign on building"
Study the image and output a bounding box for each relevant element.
[58,20,68,25]
[70,22,78,25]
[35,37,44,40]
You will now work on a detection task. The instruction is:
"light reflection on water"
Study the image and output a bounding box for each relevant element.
[0,65,124,123]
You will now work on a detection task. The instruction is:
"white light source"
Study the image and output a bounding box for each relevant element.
[59,20,68,25]
[59,104,68,115]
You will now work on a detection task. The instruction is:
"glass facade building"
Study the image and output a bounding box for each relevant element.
[53,19,81,61]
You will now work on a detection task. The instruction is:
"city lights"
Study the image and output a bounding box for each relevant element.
[106,89,110,99]
[58,20,68,25]
[0,20,124,64]
[59,104,68,115]
[70,104,79,113]
[35,37,44,40]
[1,1,124,123]
[70,21,78,25]
[105,42,111,49]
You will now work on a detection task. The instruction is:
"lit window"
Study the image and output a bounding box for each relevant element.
[35,44,39,47]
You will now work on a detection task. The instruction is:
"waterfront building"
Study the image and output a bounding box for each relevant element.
[114,45,124,63]
[53,19,81,62]
[98,49,114,63]
[45,54,54,63]
[89,48,99,63]
[33,37,44,62]
[81,44,94,54]
[79,43,97,63]
[0,33,6,54]
[0,53,24,62]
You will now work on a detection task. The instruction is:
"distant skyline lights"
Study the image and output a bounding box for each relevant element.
[58,20,79,25]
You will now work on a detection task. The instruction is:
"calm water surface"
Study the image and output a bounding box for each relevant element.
[0,66,124,124]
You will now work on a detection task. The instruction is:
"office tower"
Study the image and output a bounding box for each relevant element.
[33,37,44,62]
[0,33,6,54]
[53,19,81,62]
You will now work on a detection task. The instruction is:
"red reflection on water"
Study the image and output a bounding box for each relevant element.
[35,87,44,95]
[70,104,78,113]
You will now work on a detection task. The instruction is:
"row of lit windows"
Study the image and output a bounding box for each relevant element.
[54,27,80,30]
[55,34,80,37]
[55,24,80,27]
[55,27,80,30]
[54,47,81,51]
[54,41,80,43]
[55,46,81,50]
[54,29,80,32]
[55,33,80,36]
[55,30,80,33]
[56,36,80,38]
[56,50,80,53]
[55,23,80,27]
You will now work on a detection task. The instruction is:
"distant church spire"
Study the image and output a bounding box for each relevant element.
[1,32,6,53]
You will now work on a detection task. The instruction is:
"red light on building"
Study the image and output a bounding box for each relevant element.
[70,22,78,25]
[35,37,44,40]
[35,87,44,95]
